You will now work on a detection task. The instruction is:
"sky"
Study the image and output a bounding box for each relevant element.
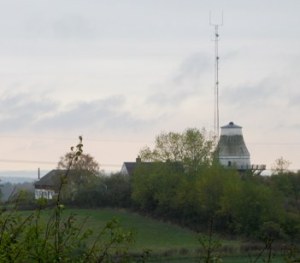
[0,0,300,178]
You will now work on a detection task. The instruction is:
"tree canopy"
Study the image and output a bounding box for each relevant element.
[139,128,215,173]
[57,151,100,201]
[57,152,100,174]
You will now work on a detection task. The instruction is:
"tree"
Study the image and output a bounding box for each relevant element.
[58,152,100,174]
[271,157,291,175]
[57,152,100,201]
[139,128,215,173]
[271,171,300,214]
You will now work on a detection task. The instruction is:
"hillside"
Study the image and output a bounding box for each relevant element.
[64,208,199,251]
[58,208,286,263]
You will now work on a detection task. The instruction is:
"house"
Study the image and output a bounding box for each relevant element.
[34,169,96,200]
[34,169,64,199]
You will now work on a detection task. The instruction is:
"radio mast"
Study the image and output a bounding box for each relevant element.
[210,12,223,138]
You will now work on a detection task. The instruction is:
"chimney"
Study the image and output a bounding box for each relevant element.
[136,156,142,163]
[38,168,40,180]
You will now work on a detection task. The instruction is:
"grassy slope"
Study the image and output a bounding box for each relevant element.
[66,208,199,251]
[65,209,286,262]
[19,208,286,262]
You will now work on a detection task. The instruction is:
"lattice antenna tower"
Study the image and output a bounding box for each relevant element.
[210,11,223,138]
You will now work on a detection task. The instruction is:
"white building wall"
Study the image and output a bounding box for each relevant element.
[219,156,251,169]
[35,189,55,200]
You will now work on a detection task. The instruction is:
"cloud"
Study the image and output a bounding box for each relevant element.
[147,53,210,107]
[221,77,281,109]
[34,96,153,133]
[0,92,58,131]
[0,91,154,134]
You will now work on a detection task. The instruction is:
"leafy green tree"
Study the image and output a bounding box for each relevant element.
[270,171,300,215]
[226,178,285,236]
[102,173,132,207]
[194,165,241,230]
[74,173,132,208]
[139,128,215,173]
[131,161,186,215]
[131,163,164,212]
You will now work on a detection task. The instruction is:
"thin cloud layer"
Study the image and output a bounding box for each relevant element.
[0,92,153,134]
[0,92,58,131]
[36,96,151,133]
[222,78,281,109]
[147,53,211,107]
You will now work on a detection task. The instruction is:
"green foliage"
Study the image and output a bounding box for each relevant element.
[0,207,133,262]
[139,128,215,173]
[131,153,290,238]
[9,189,35,209]
[198,234,222,263]
[72,173,132,208]
[270,171,300,213]
[131,162,184,213]
[282,243,300,263]
[197,218,222,263]
[0,137,136,262]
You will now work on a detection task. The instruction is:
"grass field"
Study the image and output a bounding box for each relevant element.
[74,208,199,250]
[57,208,288,262]
[19,208,288,262]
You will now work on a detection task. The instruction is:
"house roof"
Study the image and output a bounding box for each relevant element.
[34,169,95,190]
[121,161,184,176]
[121,162,136,176]
[34,169,66,190]
[121,162,156,176]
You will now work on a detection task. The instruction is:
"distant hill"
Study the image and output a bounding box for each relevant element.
[0,170,46,183]
[0,176,36,184]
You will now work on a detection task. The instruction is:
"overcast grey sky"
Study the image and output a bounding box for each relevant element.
[0,0,300,175]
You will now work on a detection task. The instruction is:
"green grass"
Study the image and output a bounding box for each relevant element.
[16,208,290,262]
[63,208,200,251]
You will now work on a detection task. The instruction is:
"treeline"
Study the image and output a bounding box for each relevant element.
[0,181,34,201]
[131,163,300,240]
[70,172,132,208]
[55,164,300,241]
[4,129,300,242]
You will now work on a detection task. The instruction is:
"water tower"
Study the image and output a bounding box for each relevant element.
[217,122,251,170]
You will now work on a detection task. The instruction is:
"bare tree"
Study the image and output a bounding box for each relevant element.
[271,157,291,175]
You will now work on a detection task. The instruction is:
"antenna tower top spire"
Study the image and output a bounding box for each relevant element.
[210,11,223,138]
